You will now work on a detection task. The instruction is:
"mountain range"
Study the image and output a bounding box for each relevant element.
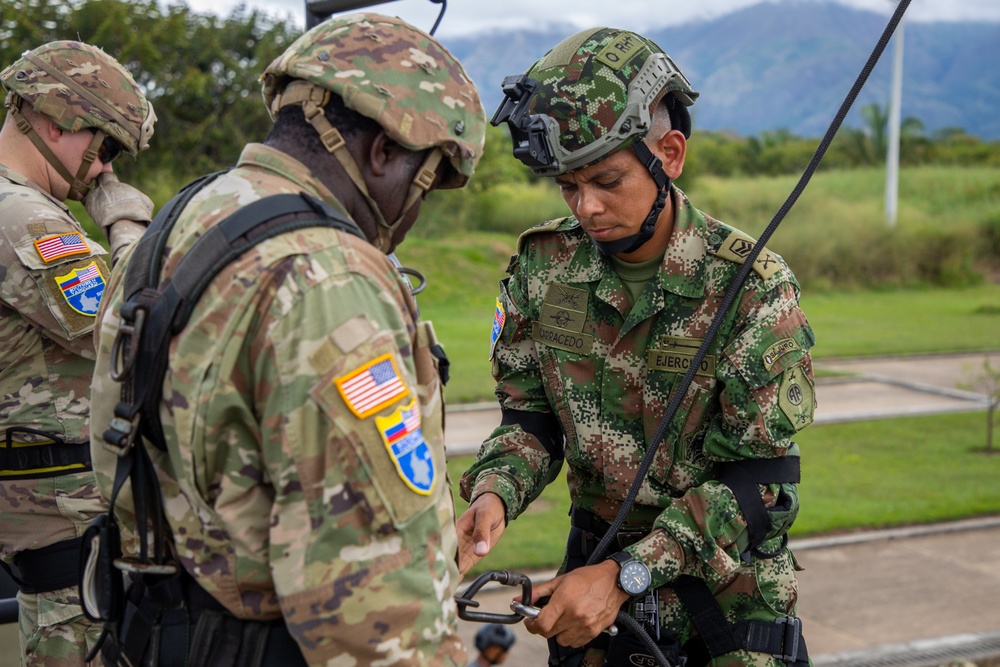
[441,0,1000,139]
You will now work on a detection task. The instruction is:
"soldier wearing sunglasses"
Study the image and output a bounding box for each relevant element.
[0,40,155,666]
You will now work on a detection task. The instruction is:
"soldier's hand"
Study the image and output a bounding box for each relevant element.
[456,493,507,576]
[524,561,629,647]
[83,173,153,230]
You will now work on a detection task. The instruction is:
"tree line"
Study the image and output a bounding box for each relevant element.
[2,0,998,201]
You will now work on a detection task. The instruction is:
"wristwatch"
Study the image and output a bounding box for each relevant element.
[609,551,651,597]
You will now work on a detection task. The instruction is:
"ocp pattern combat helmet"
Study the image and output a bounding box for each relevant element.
[260,13,486,252]
[1,40,155,198]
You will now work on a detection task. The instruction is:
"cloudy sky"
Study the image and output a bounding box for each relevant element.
[172,0,1000,35]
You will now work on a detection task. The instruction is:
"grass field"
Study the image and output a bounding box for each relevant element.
[397,164,1000,403]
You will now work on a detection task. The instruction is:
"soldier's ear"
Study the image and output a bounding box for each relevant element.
[367,130,410,178]
[45,118,64,142]
[657,129,686,180]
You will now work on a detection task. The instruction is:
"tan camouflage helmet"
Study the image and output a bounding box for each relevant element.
[1,40,155,156]
[261,12,485,190]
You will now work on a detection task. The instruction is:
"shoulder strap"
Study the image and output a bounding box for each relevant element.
[102,188,364,565]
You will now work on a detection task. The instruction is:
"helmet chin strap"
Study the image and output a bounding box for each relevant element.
[591,141,671,257]
[276,81,442,254]
[6,93,99,200]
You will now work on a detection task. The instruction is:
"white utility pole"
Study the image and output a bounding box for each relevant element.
[885,3,905,228]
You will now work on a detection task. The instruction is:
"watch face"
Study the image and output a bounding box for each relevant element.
[619,560,651,596]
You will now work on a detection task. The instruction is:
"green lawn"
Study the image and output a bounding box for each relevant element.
[401,238,1000,402]
[449,410,1000,576]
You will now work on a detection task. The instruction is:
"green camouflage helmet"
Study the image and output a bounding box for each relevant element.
[1,40,155,156]
[492,27,698,176]
[261,12,486,189]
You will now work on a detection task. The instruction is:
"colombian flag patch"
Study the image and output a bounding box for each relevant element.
[375,399,435,495]
[55,262,104,316]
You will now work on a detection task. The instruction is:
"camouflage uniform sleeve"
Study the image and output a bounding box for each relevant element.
[629,279,816,590]
[0,211,109,360]
[254,259,465,666]
[460,257,563,523]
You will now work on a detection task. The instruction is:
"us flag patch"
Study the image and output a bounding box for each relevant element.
[335,353,410,419]
[34,233,88,263]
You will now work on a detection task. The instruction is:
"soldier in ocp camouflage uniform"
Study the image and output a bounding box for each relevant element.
[458,28,816,667]
[88,13,485,667]
[0,40,155,666]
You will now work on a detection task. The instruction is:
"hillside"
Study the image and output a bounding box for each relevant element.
[442,0,1000,139]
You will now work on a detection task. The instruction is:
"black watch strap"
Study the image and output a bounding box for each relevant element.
[609,551,634,567]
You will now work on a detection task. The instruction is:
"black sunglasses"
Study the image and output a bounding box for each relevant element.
[88,128,124,164]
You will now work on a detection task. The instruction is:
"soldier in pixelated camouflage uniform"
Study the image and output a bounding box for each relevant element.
[459,28,815,667]
[0,40,155,666]
[88,13,485,666]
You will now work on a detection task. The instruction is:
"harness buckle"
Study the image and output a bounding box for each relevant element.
[773,616,801,663]
[617,531,645,549]
[110,304,146,382]
[102,409,140,458]
[113,557,177,576]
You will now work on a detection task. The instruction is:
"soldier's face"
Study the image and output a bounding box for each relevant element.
[49,126,114,200]
[553,148,661,245]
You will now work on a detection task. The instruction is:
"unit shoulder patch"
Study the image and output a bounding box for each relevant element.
[778,364,815,430]
[54,261,105,316]
[711,229,782,281]
[374,399,436,495]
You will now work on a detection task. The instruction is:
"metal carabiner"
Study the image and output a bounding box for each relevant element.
[109,305,146,382]
[454,570,533,625]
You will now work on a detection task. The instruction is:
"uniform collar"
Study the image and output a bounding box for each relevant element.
[235,143,350,218]
[0,163,72,213]
[567,187,708,299]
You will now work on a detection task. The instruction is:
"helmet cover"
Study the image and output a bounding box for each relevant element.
[261,12,486,188]
[493,27,698,175]
[1,40,155,156]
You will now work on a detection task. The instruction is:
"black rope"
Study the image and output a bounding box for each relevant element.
[586,0,913,566]
[428,0,447,35]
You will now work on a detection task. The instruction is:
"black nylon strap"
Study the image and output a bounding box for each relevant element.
[107,188,365,571]
[14,537,84,594]
[123,171,228,303]
[674,574,809,664]
[0,442,90,479]
[500,408,564,462]
[672,574,740,657]
[133,193,363,452]
[718,464,770,552]
[717,456,800,553]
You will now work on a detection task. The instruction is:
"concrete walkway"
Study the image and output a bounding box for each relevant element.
[450,352,1000,666]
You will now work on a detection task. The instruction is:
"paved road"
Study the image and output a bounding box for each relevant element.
[450,352,1000,666]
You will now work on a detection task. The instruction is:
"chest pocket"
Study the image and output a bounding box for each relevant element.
[311,330,442,529]
[643,368,718,499]
[11,231,109,339]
